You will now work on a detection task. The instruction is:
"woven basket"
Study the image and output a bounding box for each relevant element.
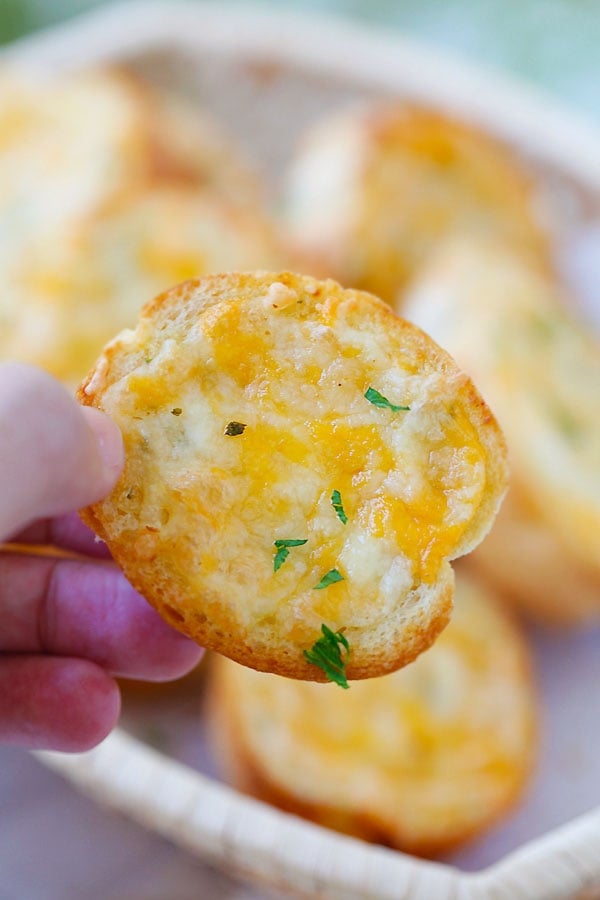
[6,3,599,896]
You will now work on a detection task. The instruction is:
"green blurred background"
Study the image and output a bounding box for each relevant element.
[0,0,598,123]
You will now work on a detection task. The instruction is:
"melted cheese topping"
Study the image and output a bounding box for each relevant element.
[98,274,494,648]
[216,572,536,850]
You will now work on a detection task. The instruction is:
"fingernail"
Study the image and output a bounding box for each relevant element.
[81,407,124,477]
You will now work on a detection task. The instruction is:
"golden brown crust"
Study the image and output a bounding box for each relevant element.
[79,271,507,680]
[206,570,537,857]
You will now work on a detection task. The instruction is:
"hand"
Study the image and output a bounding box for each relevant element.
[0,364,203,752]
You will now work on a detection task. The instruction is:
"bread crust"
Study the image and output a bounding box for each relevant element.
[284,103,550,304]
[79,271,507,679]
[207,569,537,856]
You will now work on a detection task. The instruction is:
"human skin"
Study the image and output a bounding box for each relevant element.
[0,363,203,752]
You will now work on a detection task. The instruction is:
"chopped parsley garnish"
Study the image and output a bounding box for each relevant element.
[331,489,348,525]
[364,386,410,413]
[225,421,247,436]
[171,407,182,416]
[314,568,344,590]
[273,538,308,572]
[303,624,350,688]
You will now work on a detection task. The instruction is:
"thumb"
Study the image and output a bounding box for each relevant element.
[0,363,123,541]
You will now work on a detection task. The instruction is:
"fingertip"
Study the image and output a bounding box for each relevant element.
[136,639,205,683]
[61,661,122,752]
[0,656,121,753]
[98,575,205,682]
[0,365,124,537]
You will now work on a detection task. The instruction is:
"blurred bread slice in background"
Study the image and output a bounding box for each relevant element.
[0,66,261,244]
[404,237,600,624]
[0,67,287,387]
[282,103,552,304]
[2,186,286,387]
[207,568,537,857]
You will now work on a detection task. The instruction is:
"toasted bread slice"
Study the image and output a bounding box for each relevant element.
[471,483,600,624]
[283,103,550,303]
[78,271,507,679]
[0,67,260,252]
[207,569,537,856]
[0,68,286,387]
[405,237,600,623]
[1,187,284,388]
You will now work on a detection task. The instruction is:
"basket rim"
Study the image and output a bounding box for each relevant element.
[4,0,600,186]
[36,728,600,899]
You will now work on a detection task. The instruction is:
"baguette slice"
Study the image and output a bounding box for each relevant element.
[207,569,537,856]
[79,271,508,679]
[404,237,600,623]
[3,187,284,388]
[283,103,550,304]
[0,66,260,254]
[0,67,280,388]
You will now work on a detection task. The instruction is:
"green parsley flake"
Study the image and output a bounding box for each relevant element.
[225,421,247,436]
[364,386,410,413]
[273,538,308,572]
[303,624,350,688]
[314,568,344,590]
[331,489,348,525]
[171,407,182,416]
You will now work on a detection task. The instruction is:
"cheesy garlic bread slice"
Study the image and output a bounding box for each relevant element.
[208,569,537,856]
[0,66,259,257]
[0,68,286,387]
[2,187,284,388]
[405,238,600,623]
[283,103,550,304]
[79,272,508,679]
